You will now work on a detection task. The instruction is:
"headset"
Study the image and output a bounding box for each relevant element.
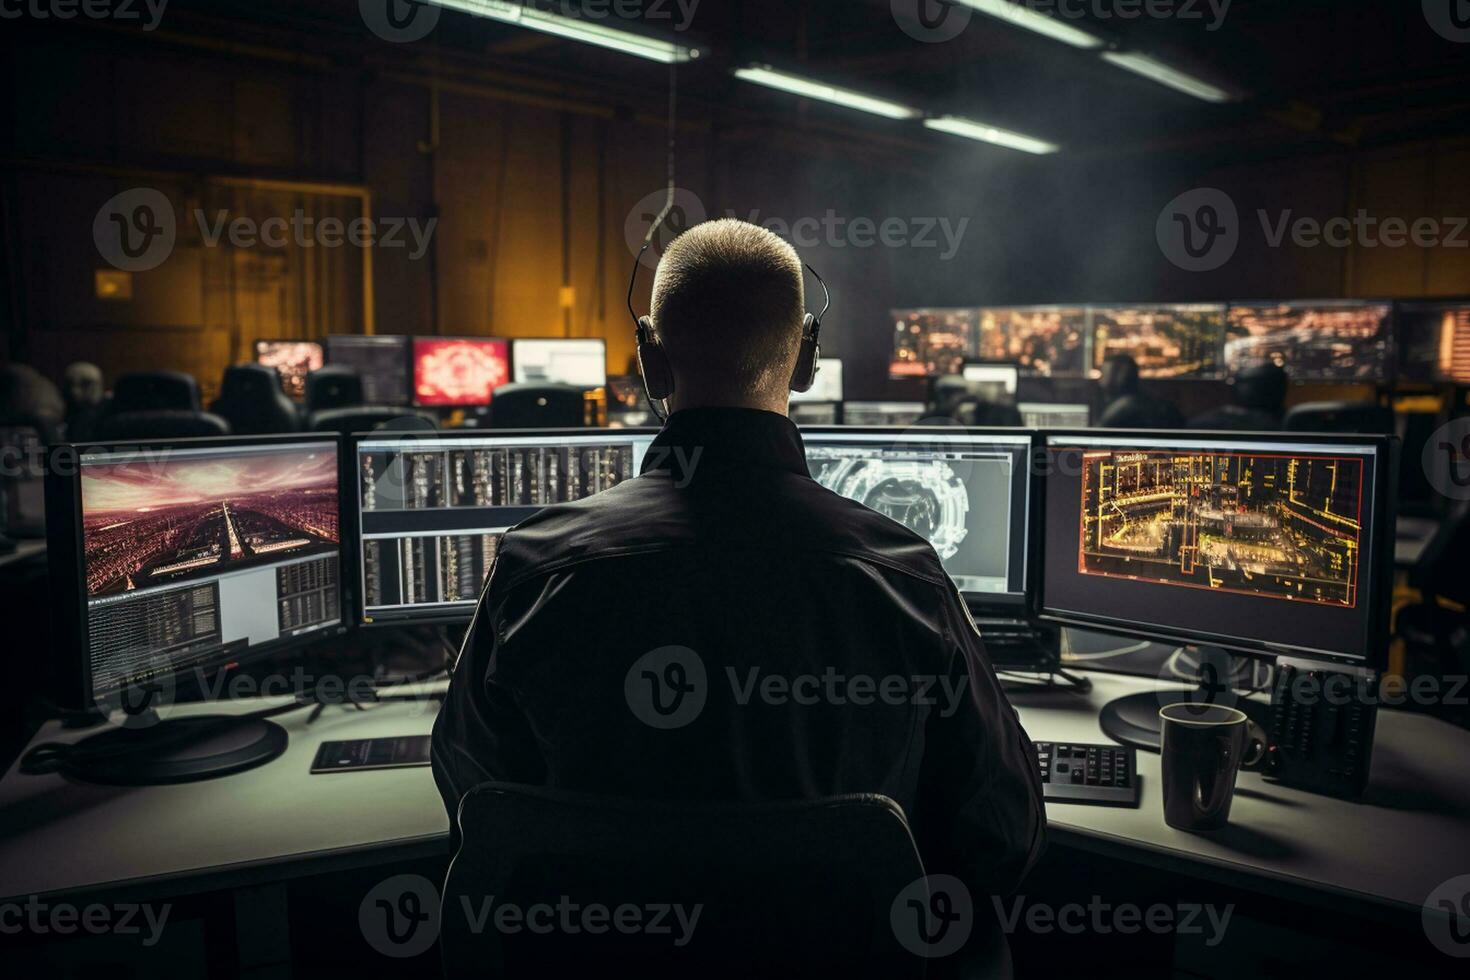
[625,239,832,419]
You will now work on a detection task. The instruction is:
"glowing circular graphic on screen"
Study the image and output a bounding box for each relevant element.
[819,459,969,560]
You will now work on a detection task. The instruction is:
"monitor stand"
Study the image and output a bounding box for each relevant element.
[24,710,288,786]
[1098,646,1272,752]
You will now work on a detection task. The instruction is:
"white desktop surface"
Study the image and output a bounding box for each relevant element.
[1,674,1466,913]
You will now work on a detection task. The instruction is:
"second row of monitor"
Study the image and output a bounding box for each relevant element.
[255,336,609,406]
[52,425,1391,718]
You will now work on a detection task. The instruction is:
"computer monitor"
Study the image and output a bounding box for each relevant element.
[412,336,511,407]
[324,335,411,405]
[45,436,346,782]
[801,429,1032,607]
[1397,301,1470,384]
[1089,304,1225,379]
[960,362,1020,403]
[889,309,978,378]
[789,402,841,426]
[510,338,608,388]
[841,401,926,426]
[789,358,843,403]
[353,429,656,624]
[1224,301,1393,382]
[254,340,324,400]
[1040,433,1392,666]
[606,374,659,428]
[1018,401,1090,429]
[977,306,1089,377]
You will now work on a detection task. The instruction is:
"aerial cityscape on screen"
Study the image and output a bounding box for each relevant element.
[1077,449,1363,607]
[1225,303,1391,380]
[254,341,324,400]
[889,309,976,378]
[82,447,340,597]
[1091,305,1225,378]
[977,307,1089,376]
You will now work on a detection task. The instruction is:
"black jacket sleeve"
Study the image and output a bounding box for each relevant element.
[916,580,1047,900]
[431,569,547,850]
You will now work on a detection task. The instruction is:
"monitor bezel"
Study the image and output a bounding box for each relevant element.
[323,334,413,407]
[508,337,609,388]
[45,433,350,712]
[798,425,1037,614]
[348,426,659,628]
[1035,428,1396,670]
[409,335,513,408]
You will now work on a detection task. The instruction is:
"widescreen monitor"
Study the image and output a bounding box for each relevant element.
[1040,433,1392,665]
[789,402,840,426]
[412,336,511,407]
[977,306,1089,377]
[1018,401,1090,429]
[841,401,926,426]
[324,335,411,405]
[510,338,608,388]
[1090,305,1225,379]
[1224,301,1393,382]
[801,429,1031,605]
[789,358,844,403]
[1396,302,1470,384]
[254,340,324,400]
[353,429,656,624]
[49,436,344,708]
[889,309,977,378]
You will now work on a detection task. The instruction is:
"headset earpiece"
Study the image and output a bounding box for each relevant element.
[636,315,675,401]
[789,312,821,393]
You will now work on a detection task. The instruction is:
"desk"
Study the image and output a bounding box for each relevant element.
[1,673,1467,917]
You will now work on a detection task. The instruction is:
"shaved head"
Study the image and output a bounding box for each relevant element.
[650,218,805,411]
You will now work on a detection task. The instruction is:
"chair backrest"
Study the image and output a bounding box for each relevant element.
[95,410,231,440]
[305,366,364,413]
[111,371,201,413]
[488,383,587,429]
[1099,393,1183,429]
[440,784,928,980]
[1188,404,1281,432]
[209,363,301,435]
[1283,400,1394,435]
[0,415,57,538]
[306,406,435,435]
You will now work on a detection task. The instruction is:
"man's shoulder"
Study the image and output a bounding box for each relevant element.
[490,471,951,592]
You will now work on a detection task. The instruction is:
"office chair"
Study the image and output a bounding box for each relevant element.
[488,383,587,429]
[110,370,201,413]
[441,784,941,980]
[1398,499,1470,728]
[953,398,1023,427]
[95,410,231,440]
[305,406,435,435]
[209,363,301,435]
[1284,401,1394,434]
[305,365,364,413]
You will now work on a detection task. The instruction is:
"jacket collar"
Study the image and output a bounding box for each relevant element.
[641,407,810,479]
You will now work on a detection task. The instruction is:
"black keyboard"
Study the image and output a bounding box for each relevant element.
[1035,741,1140,807]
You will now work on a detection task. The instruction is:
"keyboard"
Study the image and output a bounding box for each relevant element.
[1035,741,1140,807]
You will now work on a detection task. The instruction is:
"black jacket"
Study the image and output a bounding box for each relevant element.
[432,407,1046,898]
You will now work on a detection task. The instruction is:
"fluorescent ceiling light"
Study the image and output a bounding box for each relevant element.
[1100,51,1230,103]
[433,0,699,63]
[924,115,1059,155]
[734,66,919,120]
[958,0,1103,50]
